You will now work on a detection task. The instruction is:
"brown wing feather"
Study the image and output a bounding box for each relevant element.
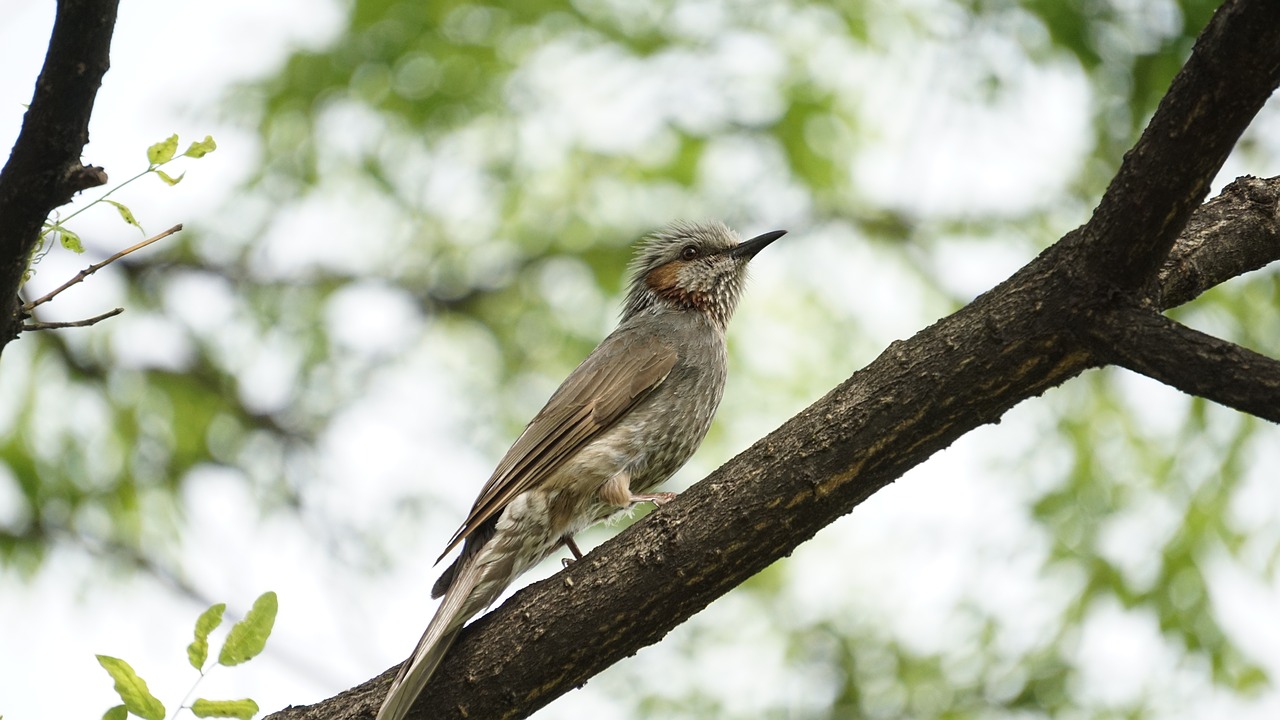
[436,326,677,562]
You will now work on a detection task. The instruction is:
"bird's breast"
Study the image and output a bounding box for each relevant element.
[618,331,728,491]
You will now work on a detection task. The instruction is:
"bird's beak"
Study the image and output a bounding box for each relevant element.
[730,229,787,259]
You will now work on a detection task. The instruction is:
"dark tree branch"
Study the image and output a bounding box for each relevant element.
[1092,174,1280,424]
[0,0,121,351]
[1089,307,1280,422]
[1155,175,1280,309]
[1074,0,1280,293]
[264,0,1280,716]
[1099,176,1280,420]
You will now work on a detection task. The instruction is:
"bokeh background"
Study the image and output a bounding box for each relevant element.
[3,0,1280,718]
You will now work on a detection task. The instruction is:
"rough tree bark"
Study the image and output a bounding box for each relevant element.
[262,1,1280,718]
[0,0,119,352]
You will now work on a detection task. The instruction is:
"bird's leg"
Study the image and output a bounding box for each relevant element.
[599,469,678,508]
[630,491,678,506]
[561,535,584,567]
[598,469,634,507]
[565,535,584,559]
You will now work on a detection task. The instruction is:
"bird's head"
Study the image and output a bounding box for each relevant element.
[622,221,785,329]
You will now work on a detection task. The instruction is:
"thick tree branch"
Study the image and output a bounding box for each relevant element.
[1093,174,1280,424]
[0,0,120,351]
[1156,175,1280,309]
[1089,307,1280,422]
[265,1,1280,717]
[1074,0,1280,292]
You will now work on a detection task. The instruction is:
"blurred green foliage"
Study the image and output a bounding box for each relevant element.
[3,0,1278,717]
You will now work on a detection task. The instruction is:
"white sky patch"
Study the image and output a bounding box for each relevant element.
[1073,599,1173,707]
[324,281,423,356]
[856,38,1091,217]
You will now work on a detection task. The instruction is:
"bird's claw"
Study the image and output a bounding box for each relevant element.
[562,535,584,566]
[631,491,678,507]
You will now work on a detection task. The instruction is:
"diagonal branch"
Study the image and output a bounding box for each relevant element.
[1088,306,1280,423]
[0,0,121,350]
[23,223,183,311]
[1073,0,1280,292]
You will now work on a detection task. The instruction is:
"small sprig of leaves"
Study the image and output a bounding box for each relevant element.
[34,133,216,265]
[98,591,277,720]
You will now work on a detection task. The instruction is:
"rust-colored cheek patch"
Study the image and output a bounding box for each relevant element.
[646,261,681,292]
[646,261,698,307]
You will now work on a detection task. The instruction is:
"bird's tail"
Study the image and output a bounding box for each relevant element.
[376,554,492,720]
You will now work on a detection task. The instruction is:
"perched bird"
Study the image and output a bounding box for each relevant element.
[377,221,785,720]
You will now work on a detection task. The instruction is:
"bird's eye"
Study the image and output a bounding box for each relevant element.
[680,245,699,260]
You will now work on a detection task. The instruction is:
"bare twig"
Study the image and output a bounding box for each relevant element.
[23,307,123,331]
[23,223,183,311]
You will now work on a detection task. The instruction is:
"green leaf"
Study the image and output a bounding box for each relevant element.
[155,169,185,186]
[188,602,227,670]
[58,226,84,253]
[184,135,218,158]
[191,698,259,719]
[103,200,143,232]
[96,655,166,720]
[217,592,278,666]
[102,705,128,720]
[147,134,179,165]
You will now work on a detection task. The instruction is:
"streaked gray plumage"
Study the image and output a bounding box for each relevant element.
[377,221,784,720]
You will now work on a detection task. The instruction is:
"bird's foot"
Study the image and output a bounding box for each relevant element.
[630,491,677,507]
[561,535,584,567]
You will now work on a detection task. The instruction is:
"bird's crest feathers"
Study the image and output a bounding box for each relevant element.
[622,221,749,328]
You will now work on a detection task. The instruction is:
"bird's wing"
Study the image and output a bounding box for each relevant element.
[436,326,678,562]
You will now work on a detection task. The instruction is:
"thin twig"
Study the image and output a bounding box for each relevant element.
[23,223,183,311]
[23,307,123,331]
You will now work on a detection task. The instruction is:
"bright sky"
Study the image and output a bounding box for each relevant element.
[2,2,1280,720]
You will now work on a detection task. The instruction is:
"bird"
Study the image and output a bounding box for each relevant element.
[377,221,785,720]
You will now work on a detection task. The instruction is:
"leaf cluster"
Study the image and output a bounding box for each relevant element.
[31,134,215,272]
[98,591,277,720]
